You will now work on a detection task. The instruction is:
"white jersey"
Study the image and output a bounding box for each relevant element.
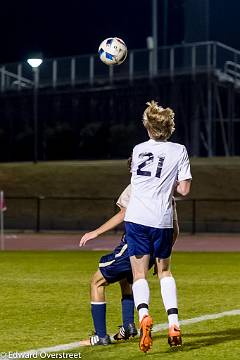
[117,183,178,221]
[116,184,131,209]
[124,139,192,228]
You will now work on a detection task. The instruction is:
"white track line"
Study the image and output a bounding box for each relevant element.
[4,309,240,357]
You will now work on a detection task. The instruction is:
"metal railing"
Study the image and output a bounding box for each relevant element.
[3,196,240,234]
[1,41,240,92]
[224,60,240,81]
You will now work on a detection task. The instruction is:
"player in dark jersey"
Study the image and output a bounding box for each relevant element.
[79,185,179,346]
[79,186,137,346]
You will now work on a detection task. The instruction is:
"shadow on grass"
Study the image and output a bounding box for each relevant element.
[177,327,240,352]
[80,328,240,358]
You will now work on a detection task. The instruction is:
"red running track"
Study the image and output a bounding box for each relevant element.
[1,232,240,251]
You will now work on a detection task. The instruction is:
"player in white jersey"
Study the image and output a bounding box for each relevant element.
[124,100,192,353]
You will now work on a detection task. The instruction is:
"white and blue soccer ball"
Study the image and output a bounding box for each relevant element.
[98,37,127,65]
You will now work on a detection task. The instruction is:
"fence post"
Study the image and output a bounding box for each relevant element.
[53,60,57,88]
[192,199,196,234]
[36,196,44,232]
[109,65,114,84]
[191,45,196,79]
[1,66,5,92]
[89,56,94,86]
[129,51,134,83]
[71,57,76,87]
[170,47,174,80]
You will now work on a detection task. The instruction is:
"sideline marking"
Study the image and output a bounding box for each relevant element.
[152,309,240,332]
[4,309,240,357]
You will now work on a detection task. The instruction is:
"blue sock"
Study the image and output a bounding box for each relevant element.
[121,295,135,329]
[91,302,107,338]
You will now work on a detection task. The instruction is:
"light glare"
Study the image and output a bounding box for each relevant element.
[27,58,43,68]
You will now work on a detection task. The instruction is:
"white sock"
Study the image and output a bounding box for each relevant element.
[132,279,150,322]
[160,276,179,327]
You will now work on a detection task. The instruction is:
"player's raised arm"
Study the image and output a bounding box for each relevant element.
[79,206,126,247]
[79,184,131,247]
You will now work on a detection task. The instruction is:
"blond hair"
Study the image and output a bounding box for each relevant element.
[143,100,175,140]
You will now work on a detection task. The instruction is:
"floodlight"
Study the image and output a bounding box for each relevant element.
[27,58,43,68]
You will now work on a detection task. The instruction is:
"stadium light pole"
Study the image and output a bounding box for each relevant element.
[152,0,158,76]
[27,57,43,164]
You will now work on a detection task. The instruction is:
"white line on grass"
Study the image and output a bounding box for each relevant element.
[5,309,240,357]
[152,308,240,332]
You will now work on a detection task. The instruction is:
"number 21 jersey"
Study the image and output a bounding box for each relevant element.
[124,139,192,228]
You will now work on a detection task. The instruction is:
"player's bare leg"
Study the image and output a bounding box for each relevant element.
[173,219,179,246]
[130,255,153,353]
[90,269,108,302]
[82,271,138,345]
[80,270,111,346]
[156,257,182,348]
[113,279,137,340]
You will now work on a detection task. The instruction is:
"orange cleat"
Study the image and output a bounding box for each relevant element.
[168,325,182,348]
[139,315,153,353]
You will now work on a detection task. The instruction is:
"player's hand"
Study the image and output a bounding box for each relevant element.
[79,230,99,247]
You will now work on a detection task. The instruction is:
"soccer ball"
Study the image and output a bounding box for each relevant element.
[98,37,127,65]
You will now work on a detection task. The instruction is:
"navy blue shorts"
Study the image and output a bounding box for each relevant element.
[124,222,173,259]
[99,235,155,284]
[99,236,133,284]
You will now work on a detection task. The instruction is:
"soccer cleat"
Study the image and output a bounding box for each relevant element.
[168,325,182,348]
[126,322,138,339]
[113,323,138,341]
[89,334,111,346]
[139,315,153,353]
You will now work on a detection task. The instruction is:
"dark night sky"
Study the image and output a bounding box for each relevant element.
[0,0,151,63]
[0,0,239,65]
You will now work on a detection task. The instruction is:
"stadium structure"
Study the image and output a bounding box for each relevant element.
[0,0,240,234]
[0,40,240,161]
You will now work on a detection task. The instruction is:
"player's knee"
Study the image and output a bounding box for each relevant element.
[133,273,147,282]
[91,272,99,286]
[90,276,98,294]
[156,257,171,277]
[158,270,172,279]
[91,270,106,288]
[119,278,132,294]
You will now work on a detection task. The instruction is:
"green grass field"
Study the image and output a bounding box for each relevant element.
[0,251,239,359]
